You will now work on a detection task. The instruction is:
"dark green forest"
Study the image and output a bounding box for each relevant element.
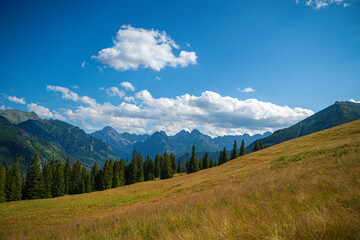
[0,140,249,203]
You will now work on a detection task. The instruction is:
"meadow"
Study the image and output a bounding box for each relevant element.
[1,120,359,239]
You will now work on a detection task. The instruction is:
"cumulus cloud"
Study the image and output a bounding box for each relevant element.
[27,103,64,121]
[93,25,197,71]
[105,87,125,98]
[46,85,97,106]
[47,86,314,136]
[349,99,360,103]
[155,76,161,80]
[298,0,350,9]
[7,96,26,104]
[120,81,135,91]
[0,105,5,110]
[81,61,86,68]
[238,87,255,93]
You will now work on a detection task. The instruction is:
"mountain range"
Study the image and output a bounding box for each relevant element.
[1,101,359,171]
[91,127,271,160]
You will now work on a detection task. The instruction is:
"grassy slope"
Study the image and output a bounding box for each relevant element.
[1,120,360,239]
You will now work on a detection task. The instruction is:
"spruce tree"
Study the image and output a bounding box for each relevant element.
[199,157,203,170]
[24,153,44,199]
[0,163,5,202]
[52,160,64,197]
[209,157,214,168]
[43,162,53,198]
[144,156,154,181]
[161,151,173,179]
[177,158,182,173]
[223,147,229,163]
[187,145,199,174]
[71,160,82,194]
[112,161,121,188]
[125,162,135,185]
[202,152,210,169]
[5,158,22,201]
[102,159,113,190]
[240,140,246,156]
[132,150,144,183]
[170,153,176,174]
[253,140,260,152]
[119,159,126,186]
[218,150,223,165]
[154,154,161,178]
[91,163,99,191]
[64,157,71,194]
[230,140,238,160]
[259,139,264,150]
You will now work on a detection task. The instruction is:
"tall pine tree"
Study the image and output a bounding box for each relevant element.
[177,158,182,173]
[43,162,53,198]
[161,151,173,179]
[202,152,210,169]
[154,154,161,178]
[253,140,260,152]
[144,156,154,181]
[187,145,199,174]
[240,140,246,156]
[170,153,176,174]
[259,139,264,150]
[52,160,64,197]
[209,157,214,168]
[5,158,22,201]
[24,153,44,199]
[230,140,238,160]
[64,157,71,195]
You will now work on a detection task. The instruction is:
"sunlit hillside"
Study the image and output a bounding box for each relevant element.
[1,120,359,239]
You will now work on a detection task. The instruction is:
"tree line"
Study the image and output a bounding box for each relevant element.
[0,139,265,203]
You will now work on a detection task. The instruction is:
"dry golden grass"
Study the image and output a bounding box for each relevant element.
[1,120,360,239]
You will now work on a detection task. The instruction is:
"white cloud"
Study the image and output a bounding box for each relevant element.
[81,61,86,68]
[47,86,314,136]
[47,85,97,106]
[298,0,350,9]
[155,76,161,80]
[72,85,79,89]
[27,103,53,118]
[349,99,360,103]
[0,105,5,110]
[105,87,125,98]
[7,96,26,104]
[93,25,197,71]
[120,81,135,91]
[27,103,66,120]
[124,96,135,102]
[238,87,255,93]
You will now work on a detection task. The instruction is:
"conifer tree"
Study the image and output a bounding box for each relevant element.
[24,153,44,199]
[82,166,91,193]
[203,152,210,169]
[112,161,121,188]
[43,162,53,198]
[52,160,64,197]
[161,151,173,179]
[253,140,260,152]
[64,157,71,194]
[259,139,264,150]
[199,157,203,170]
[223,147,229,163]
[240,140,246,156]
[71,160,82,194]
[218,150,224,165]
[177,158,182,173]
[185,161,189,172]
[144,156,154,181]
[154,154,161,178]
[170,153,176,174]
[0,163,5,202]
[91,163,99,191]
[125,162,135,185]
[132,150,144,183]
[230,140,238,160]
[119,159,126,186]
[187,145,199,174]
[102,159,113,190]
[5,158,22,201]
[209,157,214,168]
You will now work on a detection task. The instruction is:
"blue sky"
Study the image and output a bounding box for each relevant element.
[1,0,359,136]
